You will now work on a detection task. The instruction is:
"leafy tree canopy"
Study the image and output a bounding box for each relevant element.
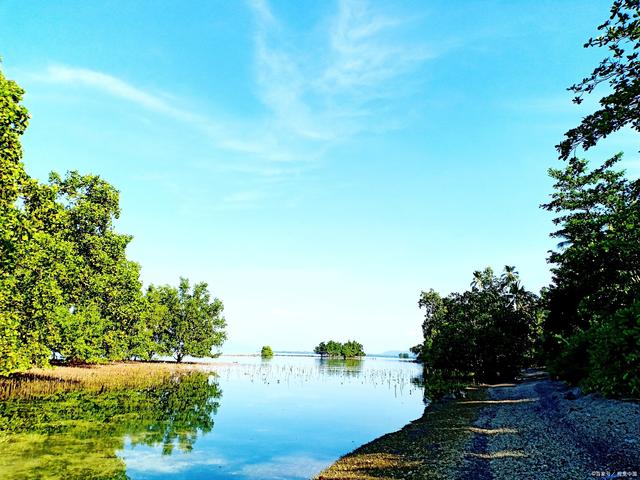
[414,266,540,382]
[0,65,228,374]
[147,278,227,362]
[541,1,640,398]
[558,0,640,160]
[314,340,365,358]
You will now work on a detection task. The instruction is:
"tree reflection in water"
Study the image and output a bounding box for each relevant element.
[318,357,364,376]
[0,371,222,480]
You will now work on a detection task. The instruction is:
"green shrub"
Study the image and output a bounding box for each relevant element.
[550,302,640,397]
[585,303,640,397]
[548,329,592,386]
[260,345,274,358]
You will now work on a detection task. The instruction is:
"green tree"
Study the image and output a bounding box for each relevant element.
[541,0,640,397]
[153,278,227,362]
[11,171,148,364]
[313,341,327,355]
[557,0,640,160]
[47,171,146,360]
[0,64,163,373]
[0,66,40,374]
[585,301,640,397]
[341,340,365,358]
[136,284,172,359]
[542,156,640,345]
[541,156,640,393]
[313,340,365,358]
[416,266,540,382]
[260,345,274,358]
[326,340,343,356]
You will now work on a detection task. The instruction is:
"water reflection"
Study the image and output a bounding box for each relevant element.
[0,371,221,479]
[318,357,363,376]
[0,357,424,480]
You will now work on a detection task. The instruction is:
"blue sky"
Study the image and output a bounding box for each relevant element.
[1,0,635,353]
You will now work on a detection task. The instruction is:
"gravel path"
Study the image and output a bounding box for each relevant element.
[456,376,640,480]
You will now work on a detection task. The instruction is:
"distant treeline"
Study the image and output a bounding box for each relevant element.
[0,69,226,375]
[412,0,640,398]
[314,340,365,358]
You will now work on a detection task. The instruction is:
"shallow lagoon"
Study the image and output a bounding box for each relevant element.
[0,355,424,480]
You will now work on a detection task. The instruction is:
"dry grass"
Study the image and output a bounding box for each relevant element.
[465,450,528,459]
[0,361,201,400]
[318,454,422,480]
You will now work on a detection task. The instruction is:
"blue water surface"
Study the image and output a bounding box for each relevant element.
[118,355,424,480]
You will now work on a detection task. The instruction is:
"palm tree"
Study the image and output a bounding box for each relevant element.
[471,270,484,290]
[471,267,494,291]
[501,265,519,286]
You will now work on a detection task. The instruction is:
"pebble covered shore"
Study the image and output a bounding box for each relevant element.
[317,374,640,479]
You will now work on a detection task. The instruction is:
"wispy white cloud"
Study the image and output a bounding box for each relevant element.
[42,65,209,126]
[237,453,332,479]
[119,447,226,474]
[30,0,434,208]
[321,0,433,90]
[249,0,433,143]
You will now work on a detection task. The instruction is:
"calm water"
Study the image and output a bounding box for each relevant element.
[0,355,424,480]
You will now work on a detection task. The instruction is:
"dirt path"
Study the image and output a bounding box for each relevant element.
[316,376,640,480]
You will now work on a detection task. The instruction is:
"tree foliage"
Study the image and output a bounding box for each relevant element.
[558,0,640,160]
[314,340,365,358]
[146,278,226,362]
[541,0,640,397]
[0,67,40,373]
[542,156,640,344]
[542,155,640,394]
[260,345,274,358]
[414,267,540,382]
[0,66,227,374]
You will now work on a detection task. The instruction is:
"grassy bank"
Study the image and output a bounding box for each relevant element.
[0,361,204,400]
[316,387,487,480]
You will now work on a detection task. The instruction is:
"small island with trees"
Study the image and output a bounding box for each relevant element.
[313,340,365,359]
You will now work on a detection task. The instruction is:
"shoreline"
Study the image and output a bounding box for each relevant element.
[316,374,640,479]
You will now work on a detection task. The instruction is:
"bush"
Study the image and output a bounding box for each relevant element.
[548,330,592,386]
[585,303,640,397]
[260,345,274,358]
[550,302,640,398]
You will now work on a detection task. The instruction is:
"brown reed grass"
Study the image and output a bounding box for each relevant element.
[0,361,200,400]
